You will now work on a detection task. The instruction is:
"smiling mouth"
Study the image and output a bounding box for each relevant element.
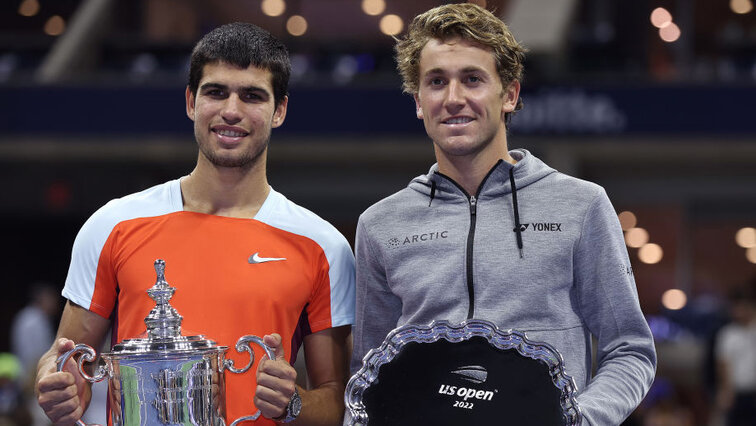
[214,129,248,137]
[443,117,474,125]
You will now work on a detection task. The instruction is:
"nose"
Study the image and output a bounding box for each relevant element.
[221,94,243,124]
[443,80,465,111]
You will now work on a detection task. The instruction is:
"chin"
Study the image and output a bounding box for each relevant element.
[438,140,483,156]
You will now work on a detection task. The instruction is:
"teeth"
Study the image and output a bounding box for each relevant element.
[445,117,472,124]
[216,129,245,137]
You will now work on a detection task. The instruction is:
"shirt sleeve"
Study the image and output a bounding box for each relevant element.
[62,202,120,318]
[350,216,403,374]
[306,232,356,333]
[573,190,657,425]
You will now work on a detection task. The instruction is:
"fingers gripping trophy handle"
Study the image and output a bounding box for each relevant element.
[55,343,108,426]
[225,335,276,426]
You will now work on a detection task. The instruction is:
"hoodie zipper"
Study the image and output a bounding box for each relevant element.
[465,195,477,319]
[435,160,502,320]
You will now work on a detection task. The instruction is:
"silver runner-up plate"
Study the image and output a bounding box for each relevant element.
[345,319,582,425]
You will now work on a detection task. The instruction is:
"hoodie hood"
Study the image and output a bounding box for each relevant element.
[407,149,558,258]
[408,149,558,200]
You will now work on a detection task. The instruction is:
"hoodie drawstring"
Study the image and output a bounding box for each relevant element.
[427,167,524,257]
[509,168,524,258]
[428,180,436,207]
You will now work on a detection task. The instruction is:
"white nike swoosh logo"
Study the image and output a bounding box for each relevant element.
[248,252,287,264]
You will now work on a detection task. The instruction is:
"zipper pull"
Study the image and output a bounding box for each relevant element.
[469,196,477,215]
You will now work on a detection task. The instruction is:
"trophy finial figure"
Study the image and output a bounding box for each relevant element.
[145,259,183,339]
[154,259,166,281]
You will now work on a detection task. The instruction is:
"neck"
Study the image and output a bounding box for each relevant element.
[435,139,515,196]
[180,155,270,219]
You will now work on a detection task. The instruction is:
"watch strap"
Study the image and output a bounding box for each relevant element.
[275,388,301,423]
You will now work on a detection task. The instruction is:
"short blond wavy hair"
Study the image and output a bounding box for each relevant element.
[395,3,527,117]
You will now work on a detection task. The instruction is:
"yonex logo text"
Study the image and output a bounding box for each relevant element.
[513,223,562,232]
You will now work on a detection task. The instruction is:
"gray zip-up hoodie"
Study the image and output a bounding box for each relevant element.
[351,149,656,425]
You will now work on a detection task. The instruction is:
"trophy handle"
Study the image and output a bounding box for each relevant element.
[55,343,108,426]
[224,335,276,425]
[229,413,261,426]
[223,335,275,374]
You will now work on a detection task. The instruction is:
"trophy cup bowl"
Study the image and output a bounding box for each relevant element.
[56,259,274,426]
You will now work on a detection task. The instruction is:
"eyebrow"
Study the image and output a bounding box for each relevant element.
[199,82,271,97]
[423,66,488,77]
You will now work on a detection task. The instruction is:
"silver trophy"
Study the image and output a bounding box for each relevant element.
[56,259,274,426]
[345,319,582,425]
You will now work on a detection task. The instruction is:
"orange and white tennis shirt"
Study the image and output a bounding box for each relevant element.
[62,179,355,423]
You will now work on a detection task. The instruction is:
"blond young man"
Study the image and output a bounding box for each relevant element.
[350,4,656,425]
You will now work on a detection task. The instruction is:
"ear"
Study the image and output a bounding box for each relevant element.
[185,86,196,121]
[502,80,521,113]
[413,93,423,120]
[272,95,288,128]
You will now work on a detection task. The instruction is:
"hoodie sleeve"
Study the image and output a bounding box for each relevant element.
[350,215,403,375]
[573,190,657,425]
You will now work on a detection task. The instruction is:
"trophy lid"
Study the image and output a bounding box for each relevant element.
[107,259,222,356]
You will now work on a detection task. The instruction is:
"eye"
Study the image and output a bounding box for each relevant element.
[429,77,445,87]
[241,92,264,102]
[465,75,482,84]
[203,88,226,98]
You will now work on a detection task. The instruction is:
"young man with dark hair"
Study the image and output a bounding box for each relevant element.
[36,23,355,425]
[350,4,656,425]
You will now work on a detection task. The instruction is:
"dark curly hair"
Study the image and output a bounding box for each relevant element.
[188,22,290,107]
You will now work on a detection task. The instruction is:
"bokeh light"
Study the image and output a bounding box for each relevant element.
[662,289,687,310]
[261,0,286,17]
[638,243,664,264]
[44,15,65,36]
[379,14,403,36]
[618,211,638,231]
[730,0,754,15]
[650,7,672,28]
[286,15,307,36]
[659,22,681,42]
[735,227,756,248]
[747,247,756,264]
[625,227,649,248]
[361,0,385,16]
[18,0,40,17]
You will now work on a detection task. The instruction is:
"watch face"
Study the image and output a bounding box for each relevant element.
[291,392,302,416]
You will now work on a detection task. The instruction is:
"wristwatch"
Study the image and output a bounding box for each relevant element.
[275,388,302,423]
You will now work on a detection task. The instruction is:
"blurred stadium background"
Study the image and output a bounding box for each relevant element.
[1,0,755,425]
